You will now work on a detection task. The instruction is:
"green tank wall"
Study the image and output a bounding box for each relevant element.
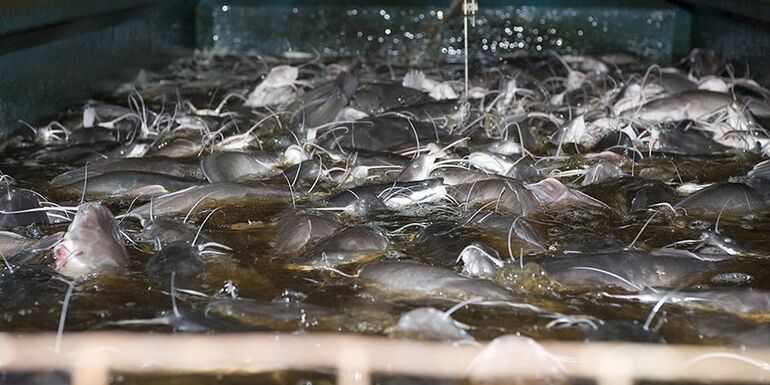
[2,0,770,133]
[676,0,770,85]
[195,0,691,64]
[0,0,196,134]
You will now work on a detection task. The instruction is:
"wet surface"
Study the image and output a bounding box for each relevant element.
[1,45,770,384]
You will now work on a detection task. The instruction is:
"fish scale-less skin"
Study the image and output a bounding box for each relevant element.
[628,90,770,121]
[138,218,213,246]
[54,202,127,278]
[0,231,36,257]
[0,231,61,259]
[538,250,723,290]
[273,211,338,254]
[130,182,292,218]
[0,189,48,228]
[350,83,431,115]
[676,182,765,214]
[391,307,471,341]
[450,179,540,215]
[146,240,204,283]
[289,226,388,269]
[61,171,199,198]
[201,151,280,182]
[50,157,204,187]
[358,260,513,301]
[323,116,449,152]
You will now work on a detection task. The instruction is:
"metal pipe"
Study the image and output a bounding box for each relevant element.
[463,0,478,99]
[1,333,770,385]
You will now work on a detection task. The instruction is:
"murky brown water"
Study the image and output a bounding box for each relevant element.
[2,47,770,384]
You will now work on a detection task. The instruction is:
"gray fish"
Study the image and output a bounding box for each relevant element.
[205,298,333,327]
[461,211,545,250]
[328,179,446,212]
[389,307,472,341]
[357,260,513,301]
[526,177,609,209]
[676,182,765,215]
[745,160,770,200]
[0,231,62,262]
[53,202,127,278]
[145,138,202,158]
[291,72,358,129]
[387,99,467,129]
[538,249,727,291]
[273,210,339,254]
[0,189,49,228]
[200,151,281,182]
[456,242,504,279]
[657,124,730,155]
[349,82,432,116]
[682,48,726,77]
[278,159,325,184]
[506,157,542,181]
[146,240,205,283]
[60,171,199,198]
[288,226,388,270]
[378,178,448,210]
[29,141,117,165]
[582,176,677,213]
[450,179,539,215]
[130,182,292,218]
[137,218,213,246]
[109,295,257,333]
[326,190,388,216]
[609,288,770,315]
[321,116,449,152]
[412,223,487,266]
[656,71,697,94]
[431,168,499,186]
[628,90,770,122]
[628,91,733,121]
[50,157,204,187]
[581,161,624,186]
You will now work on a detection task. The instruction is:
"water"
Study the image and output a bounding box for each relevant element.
[2,46,770,384]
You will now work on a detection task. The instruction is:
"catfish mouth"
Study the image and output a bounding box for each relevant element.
[53,243,71,270]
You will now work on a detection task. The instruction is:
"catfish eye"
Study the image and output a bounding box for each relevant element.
[723,238,732,243]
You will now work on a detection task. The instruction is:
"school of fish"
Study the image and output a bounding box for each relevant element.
[2,47,770,354]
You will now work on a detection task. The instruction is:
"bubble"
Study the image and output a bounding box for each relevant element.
[688,220,711,230]
[710,272,753,285]
[495,263,563,294]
